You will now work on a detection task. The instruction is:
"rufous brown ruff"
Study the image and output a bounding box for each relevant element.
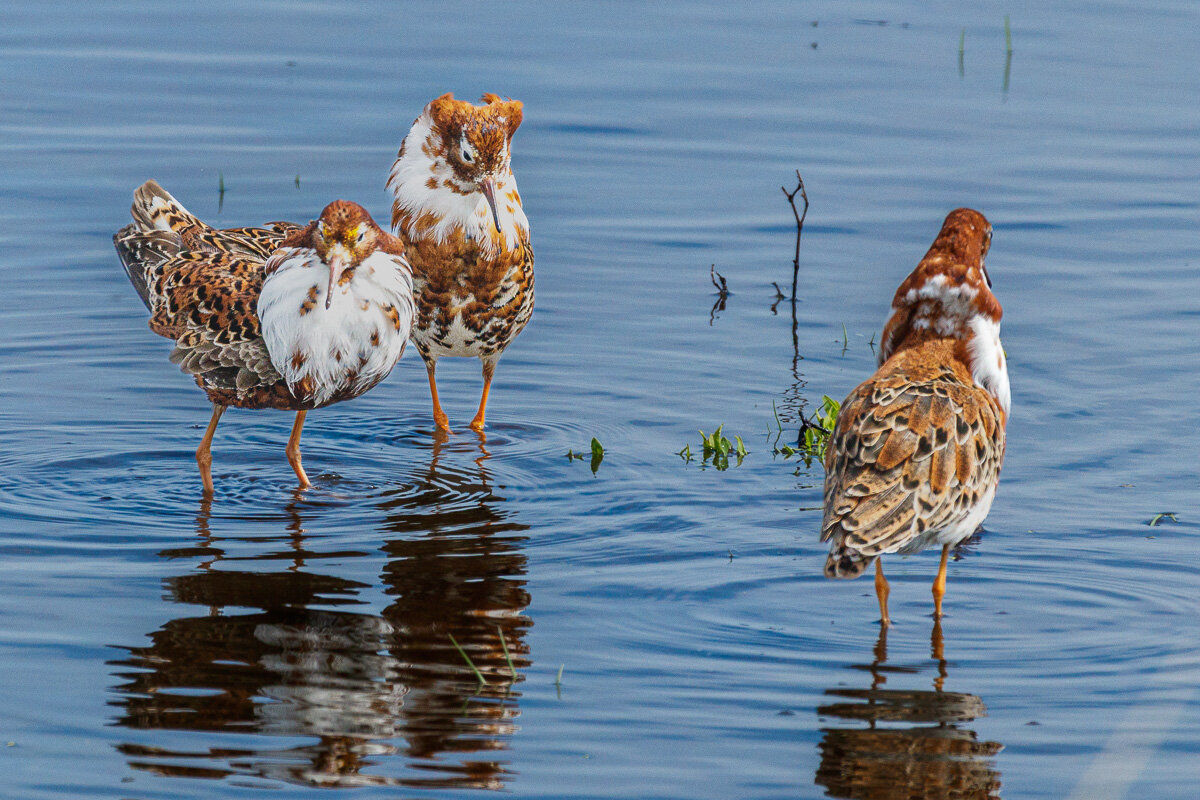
[821,208,1010,626]
[115,180,414,494]
[387,93,534,433]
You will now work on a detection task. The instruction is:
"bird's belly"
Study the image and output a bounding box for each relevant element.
[414,297,528,360]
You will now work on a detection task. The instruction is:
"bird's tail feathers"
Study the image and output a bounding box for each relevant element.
[130,179,203,236]
[113,224,179,311]
[824,546,874,580]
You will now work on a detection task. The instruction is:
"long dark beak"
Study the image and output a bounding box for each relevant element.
[325,248,347,309]
[479,177,501,232]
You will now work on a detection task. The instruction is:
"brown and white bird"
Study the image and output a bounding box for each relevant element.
[115,181,414,494]
[387,93,534,433]
[821,208,1010,625]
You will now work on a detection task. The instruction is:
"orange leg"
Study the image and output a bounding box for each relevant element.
[932,544,950,619]
[286,410,311,489]
[196,404,226,496]
[874,558,891,628]
[426,361,451,433]
[469,360,497,433]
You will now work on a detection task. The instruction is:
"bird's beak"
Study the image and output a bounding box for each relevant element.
[479,176,502,233]
[325,245,348,309]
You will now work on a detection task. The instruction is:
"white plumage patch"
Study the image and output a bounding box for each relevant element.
[387,112,529,255]
[258,249,414,407]
[967,315,1011,416]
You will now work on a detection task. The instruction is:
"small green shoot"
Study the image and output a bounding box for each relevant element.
[449,633,486,689]
[776,395,841,467]
[567,439,605,473]
[496,625,517,679]
[676,443,694,463]
[841,323,849,352]
[690,424,748,470]
[1003,16,1013,95]
[803,395,841,460]
[590,437,604,473]
[294,173,301,188]
[1147,513,1178,527]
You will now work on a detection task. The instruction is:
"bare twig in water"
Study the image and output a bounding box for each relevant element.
[709,264,729,324]
[775,171,811,429]
[780,171,809,301]
[770,282,786,315]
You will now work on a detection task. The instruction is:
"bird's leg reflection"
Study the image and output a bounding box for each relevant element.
[932,618,947,692]
[869,624,888,693]
[815,620,1004,798]
[112,443,532,791]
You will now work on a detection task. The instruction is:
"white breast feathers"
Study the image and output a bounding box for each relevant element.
[258,249,414,407]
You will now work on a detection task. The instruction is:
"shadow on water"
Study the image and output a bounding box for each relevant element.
[814,622,1003,799]
[107,434,531,790]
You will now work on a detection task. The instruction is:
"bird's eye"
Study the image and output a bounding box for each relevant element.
[460,136,475,163]
[356,228,366,244]
[318,221,328,239]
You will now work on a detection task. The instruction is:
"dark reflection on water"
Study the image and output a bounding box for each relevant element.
[815,623,1002,800]
[108,436,530,790]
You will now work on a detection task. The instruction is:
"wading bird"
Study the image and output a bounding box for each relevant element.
[387,93,534,433]
[115,181,414,493]
[821,208,1010,625]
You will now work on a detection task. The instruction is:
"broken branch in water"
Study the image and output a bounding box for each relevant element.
[780,171,809,300]
[710,264,729,324]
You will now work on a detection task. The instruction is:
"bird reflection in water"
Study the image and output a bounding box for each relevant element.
[109,433,530,790]
[815,622,1003,799]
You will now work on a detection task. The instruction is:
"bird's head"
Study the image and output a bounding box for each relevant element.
[425,93,524,232]
[305,201,392,309]
[877,208,1009,415]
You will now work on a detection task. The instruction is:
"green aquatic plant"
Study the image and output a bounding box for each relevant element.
[690,424,748,471]
[1147,512,1178,527]
[774,395,841,468]
[496,625,517,679]
[568,438,605,474]
[449,633,486,690]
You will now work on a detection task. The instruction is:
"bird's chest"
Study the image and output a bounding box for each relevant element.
[259,266,412,407]
[409,242,533,357]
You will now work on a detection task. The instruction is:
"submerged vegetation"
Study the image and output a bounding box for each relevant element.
[567,437,605,474]
[773,395,841,468]
[678,425,748,471]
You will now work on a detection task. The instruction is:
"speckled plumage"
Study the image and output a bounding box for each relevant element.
[387,93,534,432]
[820,208,1009,623]
[115,181,414,491]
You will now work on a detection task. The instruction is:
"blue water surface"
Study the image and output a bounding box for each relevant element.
[0,1,1198,798]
